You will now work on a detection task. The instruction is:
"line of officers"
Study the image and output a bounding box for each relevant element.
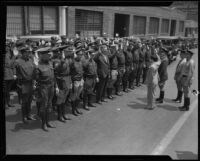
[4,35,195,132]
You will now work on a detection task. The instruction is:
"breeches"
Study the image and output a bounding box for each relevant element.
[38,85,54,112]
[69,79,84,101]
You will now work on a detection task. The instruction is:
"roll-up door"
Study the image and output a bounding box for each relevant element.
[6,6,24,36]
[75,9,103,37]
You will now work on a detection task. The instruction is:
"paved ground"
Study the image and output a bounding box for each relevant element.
[5,49,198,158]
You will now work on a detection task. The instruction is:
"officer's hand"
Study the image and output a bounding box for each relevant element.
[33,84,36,90]
[56,87,59,95]
[13,75,17,80]
[96,77,99,83]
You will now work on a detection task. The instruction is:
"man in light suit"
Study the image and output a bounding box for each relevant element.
[145,53,161,110]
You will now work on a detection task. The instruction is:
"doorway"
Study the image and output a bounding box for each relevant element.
[170,20,176,36]
[114,13,130,37]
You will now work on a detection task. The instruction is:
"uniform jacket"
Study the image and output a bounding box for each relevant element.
[116,49,125,68]
[180,59,195,86]
[123,49,133,67]
[158,56,168,83]
[132,48,140,64]
[93,52,110,78]
[4,52,16,80]
[70,59,84,81]
[83,58,98,79]
[174,58,186,81]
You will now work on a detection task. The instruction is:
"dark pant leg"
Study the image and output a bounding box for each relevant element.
[96,76,107,101]
[142,67,148,83]
[123,67,131,90]
[136,63,143,85]
[4,80,13,105]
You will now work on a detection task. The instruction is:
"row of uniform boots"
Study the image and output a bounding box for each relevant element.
[157,90,190,111]
[172,90,190,111]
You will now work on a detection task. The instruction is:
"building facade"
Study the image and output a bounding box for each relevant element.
[6,6,187,38]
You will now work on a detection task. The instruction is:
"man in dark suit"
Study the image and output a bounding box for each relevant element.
[4,43,17,108]
[94,44,110,104]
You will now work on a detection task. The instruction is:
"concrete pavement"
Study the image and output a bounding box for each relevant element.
[5,49,198,156]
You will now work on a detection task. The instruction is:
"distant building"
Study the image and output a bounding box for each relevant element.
[6,6,187,38]
[171,1,198,37]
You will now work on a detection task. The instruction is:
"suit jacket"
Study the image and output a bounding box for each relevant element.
[94,52,110,78]
[158,57,169,83]
[4,52,16,80]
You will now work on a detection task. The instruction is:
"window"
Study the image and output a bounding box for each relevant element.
[75,9,103,37]
[28,6,58,35]
[6,6,24,36]
[179,21,184,32]
[149,17,159,34]
[161,19,169,33]
[133,16,146,35]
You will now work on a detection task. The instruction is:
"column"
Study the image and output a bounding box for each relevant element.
[59,6,66,35]
[145,16,150,37]
[129,15,133,36]
[103,10,114,37]
[158,17,162,36]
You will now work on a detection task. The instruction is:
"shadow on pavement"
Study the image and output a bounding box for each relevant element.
[11,120,41,132]
[6,109,22,122]
[176,151,198,160]
[127,103,146,110]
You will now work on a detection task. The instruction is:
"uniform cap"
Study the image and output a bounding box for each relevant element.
[186,50,194,56]
[19,46,31,52]
[35,46,52,54]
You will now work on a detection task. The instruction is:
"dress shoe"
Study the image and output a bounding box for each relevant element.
[22,118,28,124]
[76,109,83,115]
[58,117,66,123]
[42,124,49,132]
[115,92,123,96]
[107,96,113,99]
[7,103,15,107]
[178,106,187,111]
[101,99,107,102]
[83,105,90,111]
[46,123,56,128]
[88,103,96,107]
[26,115,36,121]
[96,101,102,105]
[72,110,79,116]
[63,115,71,120]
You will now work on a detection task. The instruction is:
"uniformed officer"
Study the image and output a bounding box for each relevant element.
[34,47,57,131]
[69,48,84,116]
[136,41,145,87]
[15,46,36,123]
[4,43,17,108]
[114,42,125,96]
[156,47,169,104]
[106,42,118,99]
[178,50,195,111]
[172,50,187,103]
[53,45,72,122]
[82,48,98,110]
[145,53,161,110]
[142,43,151,84]
[122,41,133,92]
[129,41,139,90]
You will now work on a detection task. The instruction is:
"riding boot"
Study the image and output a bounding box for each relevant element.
[157,91,164,103]
[57,105,65,123]
[46,109,56,128]
[61,104,71,120]
[21,104,28,124]
[185,97,190,111]
[178,91,183,103]
[75,100,83,114]
[40,111,48,132]
[36,102,41,117]
[71,101,78,116]
[179,97,187,111]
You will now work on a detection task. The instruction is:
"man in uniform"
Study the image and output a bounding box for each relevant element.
[178,50,195,111]
[122,41,133,92]
[94,44,110,104]
[69,48,84,116]
[106,42,118,99]
[136,41,145,87]
[129,41,139,90]
[53,45,72,122]
[34,47,57,131]
[114,42,125,96]
[156,47,169,104]
[172,50,187,103]
[15,46,36,123]
[82,48,98,110]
